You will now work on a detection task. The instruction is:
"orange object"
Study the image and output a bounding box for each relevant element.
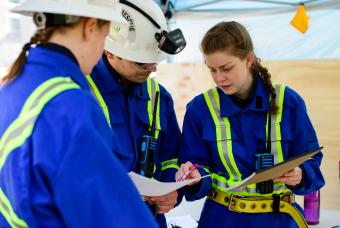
[290,4,310,33]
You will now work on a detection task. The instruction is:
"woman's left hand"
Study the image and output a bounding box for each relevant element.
[273,167,302,186]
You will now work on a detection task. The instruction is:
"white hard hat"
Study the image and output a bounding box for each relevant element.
[105,0,186,63]
[11,0,125,24]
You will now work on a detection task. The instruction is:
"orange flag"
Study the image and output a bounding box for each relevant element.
[290,4,310,33]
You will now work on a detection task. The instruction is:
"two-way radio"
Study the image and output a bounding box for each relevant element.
[137,91,159,178]
[255,111,274,194]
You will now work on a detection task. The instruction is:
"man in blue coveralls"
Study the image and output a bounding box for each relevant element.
[87,0,186,227]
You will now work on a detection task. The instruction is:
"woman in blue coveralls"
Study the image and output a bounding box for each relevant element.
[0,0,158,227]
[87,0,186,227]
[175,21,325,227]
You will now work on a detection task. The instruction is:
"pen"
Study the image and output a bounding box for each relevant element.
[179,163,199,181]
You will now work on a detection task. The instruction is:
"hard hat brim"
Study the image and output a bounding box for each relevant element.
[11,1,126,24]
[105,37,167,63]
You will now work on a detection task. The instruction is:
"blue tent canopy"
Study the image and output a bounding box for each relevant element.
[154,0,340,62]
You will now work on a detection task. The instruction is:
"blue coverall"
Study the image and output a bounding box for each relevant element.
[179,77,325,227]
[90,56,181,227]
[0,44,157,228]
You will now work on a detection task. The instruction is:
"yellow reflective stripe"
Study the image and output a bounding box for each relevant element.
[217,97,240,182]
[155,82,161,139]
[204,91,234,181]
[20,77,73,114]
[276,85,286,162]
[86,75,111,127]
[213,88,241,181]
[0,188,27,228]
[211,173,290,196]
[147,78,153,129]
[0,78,79,227]
[202,167,211,173]
[162,164,179,171]
[161,158,179,170]
[205,88,241,183]
[146,79,161,139]
[0,82,79,170]
[161,158,178,167]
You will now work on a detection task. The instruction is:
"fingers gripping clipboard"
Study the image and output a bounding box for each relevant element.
[226,147,323,190]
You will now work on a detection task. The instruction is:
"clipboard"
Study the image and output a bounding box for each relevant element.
[227,146,323,190]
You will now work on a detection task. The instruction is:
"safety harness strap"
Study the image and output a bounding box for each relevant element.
[208,189,308,228]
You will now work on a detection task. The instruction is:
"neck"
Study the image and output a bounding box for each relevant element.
[48,27,88,74]
[235,72,254,99]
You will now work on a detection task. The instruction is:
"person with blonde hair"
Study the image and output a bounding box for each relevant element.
[176,21,324,228]
[0,0,157,227]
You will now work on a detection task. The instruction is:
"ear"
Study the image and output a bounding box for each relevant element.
[104,50,114,59]
[83,18,98,41]
[245,52,254,68]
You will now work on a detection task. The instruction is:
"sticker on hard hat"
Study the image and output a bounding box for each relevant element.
[121,9,136,42]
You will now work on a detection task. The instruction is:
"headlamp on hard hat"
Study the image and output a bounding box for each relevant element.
[155,28,186,54]
[120,0,186,55]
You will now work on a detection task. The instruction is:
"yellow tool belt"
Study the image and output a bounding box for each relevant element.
[208,189,308,228]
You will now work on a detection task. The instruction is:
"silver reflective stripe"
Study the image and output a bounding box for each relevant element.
[206,84,289,195]
[0,77,80,227]
[206,89,239,182]
[31,81,75,110]
[147,79,160,139]
[150,79,159,130]
[0,189,27,228]
[149,79,157,116]
[212,174,286,193]
[0,115,36,158]
[270,84,283,164]
[161,159,178,167]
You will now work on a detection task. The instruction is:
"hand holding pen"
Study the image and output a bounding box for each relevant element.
[175,161,201,185]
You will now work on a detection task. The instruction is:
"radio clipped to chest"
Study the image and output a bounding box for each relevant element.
[137,91,159,178]
[255,111,274,194]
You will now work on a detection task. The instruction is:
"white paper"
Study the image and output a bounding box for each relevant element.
[128,172,211,197]
[167,215,198,228]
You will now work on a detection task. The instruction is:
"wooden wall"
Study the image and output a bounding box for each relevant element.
[156,60,340,210]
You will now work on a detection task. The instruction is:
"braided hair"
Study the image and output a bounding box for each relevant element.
[3,27,56,83]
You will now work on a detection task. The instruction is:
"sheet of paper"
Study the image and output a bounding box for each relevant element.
[128,172,211,197]
[167,215,198,228]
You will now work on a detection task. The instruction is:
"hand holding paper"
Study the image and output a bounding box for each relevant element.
[128,172,210,197]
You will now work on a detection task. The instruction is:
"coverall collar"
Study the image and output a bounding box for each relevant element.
[32,43,90,91]
[219,76,270,117]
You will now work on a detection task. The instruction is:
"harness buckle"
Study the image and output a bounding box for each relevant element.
[228,194,244,213]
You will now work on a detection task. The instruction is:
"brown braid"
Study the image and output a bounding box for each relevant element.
[252,57,278,114]
[201,21,278,114]
[3,27,56,83]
